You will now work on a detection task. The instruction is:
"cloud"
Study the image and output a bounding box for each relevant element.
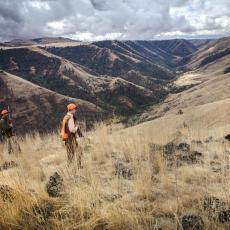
[0,0,229,41]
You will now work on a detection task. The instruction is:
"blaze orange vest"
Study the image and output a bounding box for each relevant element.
[60,115,71,141]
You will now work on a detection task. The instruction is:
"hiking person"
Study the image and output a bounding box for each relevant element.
[0,109,21,154]
[60,103,84,167]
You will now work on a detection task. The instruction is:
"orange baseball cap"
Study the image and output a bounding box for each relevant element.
[67,103,77,111]
[1,109,9,115]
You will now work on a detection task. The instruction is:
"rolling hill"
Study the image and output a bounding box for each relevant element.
[0,36,229,133]
[0,71,105,134]
[0,47,158,114]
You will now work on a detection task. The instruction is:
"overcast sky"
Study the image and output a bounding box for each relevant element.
[0,0,230,41]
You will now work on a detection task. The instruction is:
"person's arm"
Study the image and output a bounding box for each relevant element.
[68,117,78,133]
[77,128,84,137]
[8,119,13,129]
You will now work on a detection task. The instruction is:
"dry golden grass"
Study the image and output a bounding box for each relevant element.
[0,116,230,229]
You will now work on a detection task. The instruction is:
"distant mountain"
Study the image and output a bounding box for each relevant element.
[0,37,79,47]
[1,39,37,47]
[32,37,76,44]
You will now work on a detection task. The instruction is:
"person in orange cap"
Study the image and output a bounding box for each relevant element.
[0,109,21,154]
[60,103,83,167]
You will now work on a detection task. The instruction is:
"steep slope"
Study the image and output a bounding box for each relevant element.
[152,39,198,57]
[0,71,104,134]
[92,39,198,66]
[184,36,230,71]
[130,97,230,145]
[45,43,174,90]
[93,40,176,67]
[0,47,157,115]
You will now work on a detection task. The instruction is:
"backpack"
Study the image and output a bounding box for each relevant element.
[60,115,71,141]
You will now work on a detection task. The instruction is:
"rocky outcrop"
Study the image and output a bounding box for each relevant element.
[0,161,18,171]
[203,196,230,223]
[181,214,204,230]
[0,185,15,202]
[102,193,122,202]
[114,162,135,180]
[150,142,203,166]
[46,172,64,197]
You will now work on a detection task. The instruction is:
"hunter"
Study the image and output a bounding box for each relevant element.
[60,103,84,167]
[0,109,21,154]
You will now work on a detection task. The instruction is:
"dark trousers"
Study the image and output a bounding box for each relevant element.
[5,136,21,154]
[65,136,82,168]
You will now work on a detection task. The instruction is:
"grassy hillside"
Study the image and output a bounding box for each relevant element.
[0,45,229,230]
[0,105,230,229]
